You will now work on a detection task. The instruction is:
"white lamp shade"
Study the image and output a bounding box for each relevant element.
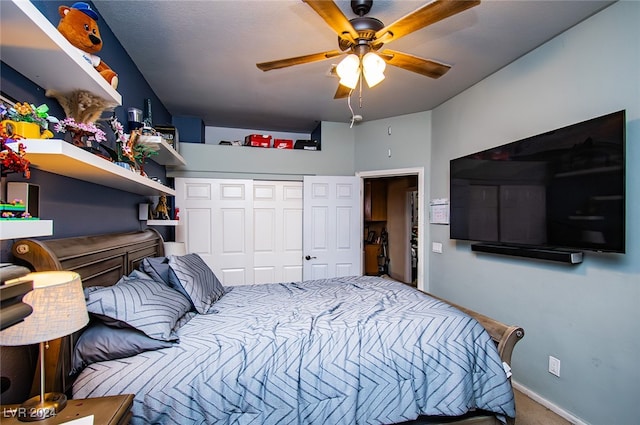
[336,54,360,89]
[164,242,187,256]
[0,271,88,346]
[362,52,386,87]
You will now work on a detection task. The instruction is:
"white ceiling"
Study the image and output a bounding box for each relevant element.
[93,0,614,133]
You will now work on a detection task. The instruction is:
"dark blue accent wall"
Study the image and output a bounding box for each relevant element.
[1,1,177,262]
[172,116,204,144]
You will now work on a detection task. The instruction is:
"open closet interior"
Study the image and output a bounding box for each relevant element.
[363,175,418,286]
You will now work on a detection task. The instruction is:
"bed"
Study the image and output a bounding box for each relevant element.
[12,229,524,425]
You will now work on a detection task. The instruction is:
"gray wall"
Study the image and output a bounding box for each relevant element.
[353,111,431,174]
[428,2,639,424]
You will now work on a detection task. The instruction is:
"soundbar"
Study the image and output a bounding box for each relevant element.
[471,243,583,264]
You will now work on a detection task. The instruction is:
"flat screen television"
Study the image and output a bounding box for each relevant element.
[450,110,626,253]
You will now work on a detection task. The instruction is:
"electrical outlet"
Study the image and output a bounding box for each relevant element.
[548,356,561,377]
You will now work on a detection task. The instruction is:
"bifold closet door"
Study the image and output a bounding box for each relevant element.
[253,181,304,284]
[175,178,302,286]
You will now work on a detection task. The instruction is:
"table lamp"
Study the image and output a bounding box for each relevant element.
[0,271,88,421]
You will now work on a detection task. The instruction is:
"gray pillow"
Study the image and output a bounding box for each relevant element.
[140,256,170,286]
[168,253,226,314]
[84,275,191,341]
[72,320,173,375]
[141,256,192,304]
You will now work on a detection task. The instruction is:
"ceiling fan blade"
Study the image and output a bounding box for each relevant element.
[257,50,343,71]
[380,50,451,79]
[303,0,359,44]
[334,83,352,99]
[374,0,480,46]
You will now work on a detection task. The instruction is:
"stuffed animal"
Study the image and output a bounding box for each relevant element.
[57,2,118,89]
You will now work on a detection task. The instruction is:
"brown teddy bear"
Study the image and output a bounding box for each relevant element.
[57,2,118,89]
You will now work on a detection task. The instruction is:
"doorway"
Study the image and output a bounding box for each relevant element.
[357,168,424,291]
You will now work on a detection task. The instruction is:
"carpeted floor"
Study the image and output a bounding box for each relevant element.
[515,389,572,425]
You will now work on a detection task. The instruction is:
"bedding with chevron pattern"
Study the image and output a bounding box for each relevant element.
[73,276,515,424]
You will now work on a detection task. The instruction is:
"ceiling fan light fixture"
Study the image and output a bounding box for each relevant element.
[336,54,360,89]
[362,52,386,87]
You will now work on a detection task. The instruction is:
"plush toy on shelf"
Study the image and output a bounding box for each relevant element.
[57,2,118,89]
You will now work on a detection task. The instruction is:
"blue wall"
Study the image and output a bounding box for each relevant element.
[1,1,174,262]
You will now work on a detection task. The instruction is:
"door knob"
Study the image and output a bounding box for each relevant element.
[305,255,317,261]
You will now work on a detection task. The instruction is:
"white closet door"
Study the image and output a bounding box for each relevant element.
[175,178,302,286]
[214,180,254,285]
[175,178,253,286]
[175,178,217,267]
[253,181,303,284]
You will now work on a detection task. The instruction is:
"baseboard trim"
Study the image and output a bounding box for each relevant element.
[512,380,589,425]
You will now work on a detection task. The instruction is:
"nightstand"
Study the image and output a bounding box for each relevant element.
[1,394,134,425]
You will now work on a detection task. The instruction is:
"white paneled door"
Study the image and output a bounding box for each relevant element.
[175,178,303,286]
[176,177,361,286]
[253,181,304,284]
[303,176,362,280]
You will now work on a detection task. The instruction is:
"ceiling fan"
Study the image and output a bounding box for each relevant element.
[256,0,481,99]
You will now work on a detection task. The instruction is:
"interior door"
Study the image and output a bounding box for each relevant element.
[303,176,362,280]
[253,181,303,284]
[176,178,253,286]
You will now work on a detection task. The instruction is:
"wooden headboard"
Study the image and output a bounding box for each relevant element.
[11,229,165,396]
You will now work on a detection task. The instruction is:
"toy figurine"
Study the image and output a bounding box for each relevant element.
[153,195,170,220]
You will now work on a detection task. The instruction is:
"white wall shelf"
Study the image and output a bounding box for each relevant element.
[138,135,186,167]
[146,220,180,226]
[0,220,53,240]
[16,139,176,196]
[0,0,122,106]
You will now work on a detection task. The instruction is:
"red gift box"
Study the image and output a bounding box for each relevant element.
[273,139,293,149]
[244,134,272,148]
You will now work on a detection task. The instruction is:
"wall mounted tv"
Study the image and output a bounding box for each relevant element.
[450,110,625,254]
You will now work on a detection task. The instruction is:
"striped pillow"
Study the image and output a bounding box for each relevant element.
[168,253,226,314]
[85,276,192,341]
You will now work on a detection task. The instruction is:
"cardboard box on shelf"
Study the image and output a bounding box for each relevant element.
[294,139,319,150]
[244,134,272,148]
[273,139,294,149]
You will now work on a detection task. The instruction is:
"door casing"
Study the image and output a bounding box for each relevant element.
[357,168,425,291]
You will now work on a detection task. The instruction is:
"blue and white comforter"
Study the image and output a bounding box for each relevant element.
[73,276,515,424]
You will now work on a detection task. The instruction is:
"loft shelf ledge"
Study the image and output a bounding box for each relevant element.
[0,0,122,105]
[17,139,175,196]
